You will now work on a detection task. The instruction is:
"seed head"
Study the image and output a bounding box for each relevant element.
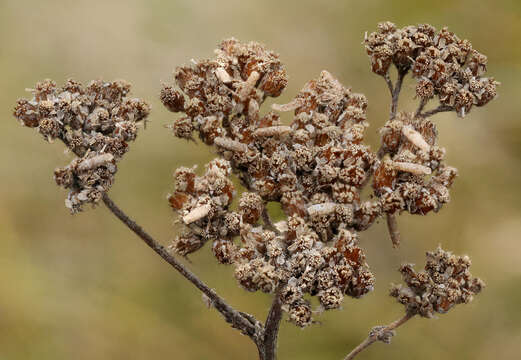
[390,247,484,317]
[14,79,150,212]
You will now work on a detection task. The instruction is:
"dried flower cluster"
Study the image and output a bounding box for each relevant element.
[390,247,484,318]
[364,22,498,117]
[169,157,375,327]
[375,111,457,218]
[163,39,381,327]
[13,21,495,360]
[163,29,493,330]
[14,79,150,212]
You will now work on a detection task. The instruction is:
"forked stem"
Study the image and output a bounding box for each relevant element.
[379,68,407,244]
[258,292,284,360]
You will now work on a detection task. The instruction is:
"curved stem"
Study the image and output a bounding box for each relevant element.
[384,68,407,121]
[102,193,262,340]
[418,104,453,118]
[415,98,428,118]
[343,313,414,360]
[377,69,407,245]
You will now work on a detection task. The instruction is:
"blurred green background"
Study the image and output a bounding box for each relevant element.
[1,0,520,359]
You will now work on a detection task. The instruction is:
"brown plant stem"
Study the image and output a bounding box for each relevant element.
[101,193,262,341]
[262,206,279,234]
[387,68,407,120]
[375,70,407,245]
[383,73,394,95]
[415,98,428,117]
[418,104,453,118]
[258,292,284,360]
[343,313,414,360]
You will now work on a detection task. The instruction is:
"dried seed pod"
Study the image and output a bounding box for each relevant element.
[391,161,432,175]
[212,239,238,264]
[286,301,313,328]
[171,234,206,256]
[401,125,431,152]
[253,126,292,137]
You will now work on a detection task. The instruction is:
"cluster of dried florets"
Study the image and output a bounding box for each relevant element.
[277,70,379,236]
[365,22,498,117]
[161,38,291,200]
[14,79,150,212]
[168,158,375,327]
[164,40,379,326]
[374,111,456,218]
[163,28,493,328]
[390,247,484,318]
[168,159,237,259]
[234,219,374,328]
[10,22,493,358]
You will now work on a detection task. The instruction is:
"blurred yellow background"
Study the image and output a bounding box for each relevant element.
[1,0,520,359]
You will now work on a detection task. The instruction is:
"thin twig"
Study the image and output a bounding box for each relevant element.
[343,313,414,360]
[383,73,394,96]
[386,213,401,248]
[262,206,279,234]
[414,98,428,118]
[258,292,284,360]
[418,104,453,118]
[390,69,407,120]
[101,193,262,340]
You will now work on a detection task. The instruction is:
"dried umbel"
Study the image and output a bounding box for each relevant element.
[164,39,379,326]
[390,247,485,318]
[363,22,499,248]
[13,21,496,360]
[169,158,374,327]
[364,22,499,117]
[163,31,494,332]
[14,79,150,212]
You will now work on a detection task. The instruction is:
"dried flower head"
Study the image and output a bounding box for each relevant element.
[365,22,499,117]
[390,247,485,317]
[374,111,456,218]
[164,29,491,330]
[163,40,379,326]
[14,79,150,212]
